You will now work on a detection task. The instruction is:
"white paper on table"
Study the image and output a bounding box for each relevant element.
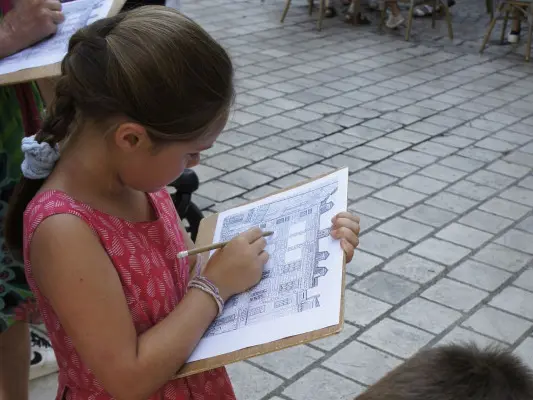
[0,0,113,76]
[187,168,349,362]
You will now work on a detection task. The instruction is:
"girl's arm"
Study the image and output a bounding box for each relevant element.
[31,214,220,400]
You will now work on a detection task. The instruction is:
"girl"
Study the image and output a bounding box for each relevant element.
[4,6,361,400]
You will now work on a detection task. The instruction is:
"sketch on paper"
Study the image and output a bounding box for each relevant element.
[205,179,337,337]
[0,0,113,76]
[187,168,348,363]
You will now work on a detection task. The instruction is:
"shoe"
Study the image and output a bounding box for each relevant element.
[29,327,58,380]
[508,30,520,44]
[386,13,405,29]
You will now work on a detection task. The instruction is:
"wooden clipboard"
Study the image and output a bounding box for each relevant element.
[175,169,348,378]
[0,0,126,86]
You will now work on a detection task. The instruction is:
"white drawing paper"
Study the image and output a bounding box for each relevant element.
[188,168,349,362]
[0,0,113,76]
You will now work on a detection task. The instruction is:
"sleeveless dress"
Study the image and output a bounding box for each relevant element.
[23,189,236,399]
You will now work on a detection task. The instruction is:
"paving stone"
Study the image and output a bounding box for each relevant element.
[256,135,300,151]
[359,318,434,359]
[230,144,277,162]
[220,169,273,190]
[458,147,501,163]
[345,146,392,162]
[244,185,281,201]
[479,197,531,220]
[387,129,430,144]
[399,174,448,195]
[299,141,345,158]
[248,159,299,178]
[196,180,246,202]
[349,170,398,189]
[274,149,323,167]
[359,231,410,258]
[251,345,324,379]
[312,324,360,351]
[476,137,518,152]
[436,223,493,249]
[410,238,470,266]
[323,155,371,173]
[204,153,252,172]
[374,186,426,207]
[496,229,533,255]
[298,164,336,178]
[474,243,532,272]
[392,297,462,334]
[383,253,444,284]
[448,259,512,291]
[226,362,284,400]
[347,250,383,277]
[218,131,257,147]
[452,180,498,201]
[467,169,515,190]
[517,216,533,234]
[519,176,533,190]
[403,204,457,227]
[425,192,478,214]
[419,164,467,183]
[323,341,403,386]
[500,186,533,207]
[353,272,420,305]
[490,287,533,320]
[344,290,392,326]
[422,278,488,312]
[488,160,531,178]
[352,197,404,220]
[371,159,420,178]
[377,217,434,242]
[439,155,485,172]
[514,268,533,292]
[393,151,438,167]
[514,337,533,370]
[462,307,532,344]
[192,164,225,182]
[459,210,513,234]
[439,327,506,348]
[283,368,364,400]
[414,142,456,157]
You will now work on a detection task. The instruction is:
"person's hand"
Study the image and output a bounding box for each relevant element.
[1,0,65,57]
[330,212,360,263]
[203,228,269,301]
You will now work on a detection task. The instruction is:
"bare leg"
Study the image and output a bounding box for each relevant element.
[387,0,401,16]
[0,321,30,400]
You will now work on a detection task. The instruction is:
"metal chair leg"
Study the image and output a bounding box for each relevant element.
[431,0,437,28]
[308,0,313,16]
[405,0,415,41]
[317,0,325,30]
[281,0,291,23]
[441,0,453,40]
[480,14,499,54]
[501,9,509,44]
[526,8,533,61]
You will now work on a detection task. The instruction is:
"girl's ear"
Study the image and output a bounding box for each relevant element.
[113,122,151,153]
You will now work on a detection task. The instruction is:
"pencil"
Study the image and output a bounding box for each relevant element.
[177,231,274,259]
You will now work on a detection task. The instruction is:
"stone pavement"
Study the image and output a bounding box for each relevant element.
[30,0,533,399]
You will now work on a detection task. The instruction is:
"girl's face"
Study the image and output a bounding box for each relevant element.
[112,119,224,193]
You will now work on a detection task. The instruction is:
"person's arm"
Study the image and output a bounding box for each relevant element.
[0,0,64,59]
[31,214,267,400]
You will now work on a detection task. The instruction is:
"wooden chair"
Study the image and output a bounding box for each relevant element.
[379,0,454,41]
[480,0,533,61]
[280,0,327,30]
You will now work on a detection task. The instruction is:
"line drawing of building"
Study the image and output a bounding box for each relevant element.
[205,179,338,338]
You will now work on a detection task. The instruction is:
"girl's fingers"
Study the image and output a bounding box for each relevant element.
[332,212,360,224]
[331,226,359,248]
[341,239,354,263]
[332,217,360,236]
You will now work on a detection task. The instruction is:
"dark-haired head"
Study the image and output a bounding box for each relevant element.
[5,6,234,252]
[356,343,533,400]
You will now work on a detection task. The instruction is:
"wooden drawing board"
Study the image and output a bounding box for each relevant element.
[0,0,126,86]
[174,169,347,378]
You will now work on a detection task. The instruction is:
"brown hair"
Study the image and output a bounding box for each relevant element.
[356,343,533,400]
[5,6,234,251]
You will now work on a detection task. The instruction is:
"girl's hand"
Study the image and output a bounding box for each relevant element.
[203,228,269,301]
[331,212,360,263]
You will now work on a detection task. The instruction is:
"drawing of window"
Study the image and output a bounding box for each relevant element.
[276,216,290,224]
[250,289,268,302]
[281,261,301,274]
[274,298,291,308]
[299,208,312,217]
[248,305,265,317]
[262,270,271,279]
[279,279,297,293]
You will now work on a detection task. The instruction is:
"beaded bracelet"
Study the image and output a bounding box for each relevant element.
[187,275,224,316]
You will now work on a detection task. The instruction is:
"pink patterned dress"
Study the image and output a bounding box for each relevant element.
[23,189,236,400]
